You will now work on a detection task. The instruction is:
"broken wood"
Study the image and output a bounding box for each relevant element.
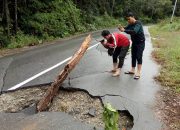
[37,34,92,112]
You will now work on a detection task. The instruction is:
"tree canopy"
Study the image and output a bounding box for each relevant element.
[0,0,179,48]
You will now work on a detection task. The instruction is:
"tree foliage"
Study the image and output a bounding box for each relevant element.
[0,0,179,48]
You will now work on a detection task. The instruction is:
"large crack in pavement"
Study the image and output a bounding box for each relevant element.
[1,66,10,93]
[57,86,135,129]
[0,57,13,93]
[0,84,134,130]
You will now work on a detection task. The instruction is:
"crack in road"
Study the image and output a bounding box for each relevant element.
[0,58,13,94]
[1,68,8,94]
[66,75,151,109]
[100,94,135,111]
[99,93,141,106]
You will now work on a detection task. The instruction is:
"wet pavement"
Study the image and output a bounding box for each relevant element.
[0,27,164,130]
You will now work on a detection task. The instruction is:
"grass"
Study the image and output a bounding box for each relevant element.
[7,33,40,49]
[149,17,180,93]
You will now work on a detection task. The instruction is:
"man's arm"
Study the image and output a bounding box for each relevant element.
[118,23,141,35]
[125,24,141,34]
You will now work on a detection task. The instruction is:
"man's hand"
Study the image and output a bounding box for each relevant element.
[100,39,105,46]
[118,24,125,32]
[99,39,104,43]
[100,40,109,49]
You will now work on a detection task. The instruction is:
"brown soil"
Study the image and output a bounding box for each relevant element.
[0,86,47,112]
[155,87,180,130]
[49,89,104,127]
[0,45,39,58]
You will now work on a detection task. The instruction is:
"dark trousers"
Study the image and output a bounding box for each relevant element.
[112,45,129,68]
[131,42,145,67]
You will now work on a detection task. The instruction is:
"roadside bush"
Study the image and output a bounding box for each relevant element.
[93,13,120,28]
[0,34,10,48]
[7,31,39,48]
[141,16,153,24]
[26,0,83,38]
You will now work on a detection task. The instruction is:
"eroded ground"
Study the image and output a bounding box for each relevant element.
[155,87,180,130]
[0,86,134,129]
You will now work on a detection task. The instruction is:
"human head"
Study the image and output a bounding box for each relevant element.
[125,12,136,24]
[101,30,111,40]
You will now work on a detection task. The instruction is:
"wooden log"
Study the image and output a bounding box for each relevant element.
[37,34,92,112]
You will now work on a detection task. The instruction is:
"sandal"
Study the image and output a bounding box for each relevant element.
[134,75,140,80]
[124,71,135,75]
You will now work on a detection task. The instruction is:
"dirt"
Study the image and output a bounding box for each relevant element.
[0,46,38,58]
[155,87,180,130]
[49,88,104,127]
[0,86,134,129]
[0,86,47,112]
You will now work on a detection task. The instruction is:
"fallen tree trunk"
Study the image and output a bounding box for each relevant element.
[37,34,92,112]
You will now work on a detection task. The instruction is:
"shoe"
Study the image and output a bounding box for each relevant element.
[124,71,135,74]
[134,75,140,80]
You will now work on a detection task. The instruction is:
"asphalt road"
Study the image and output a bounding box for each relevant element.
[0,30,107,91]
[0,27,164,130]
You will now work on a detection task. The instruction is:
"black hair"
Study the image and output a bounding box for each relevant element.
[125,12,138,20]
[101,30,110,37]
[125,12,134,17]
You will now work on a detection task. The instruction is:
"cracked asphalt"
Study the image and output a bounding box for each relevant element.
[0,27,164,130]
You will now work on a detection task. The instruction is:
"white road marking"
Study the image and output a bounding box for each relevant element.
[8,43,100,91]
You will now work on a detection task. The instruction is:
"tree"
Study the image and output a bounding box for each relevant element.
[110,0,115,16]
[3,0,11,36]
[13,0,18,34]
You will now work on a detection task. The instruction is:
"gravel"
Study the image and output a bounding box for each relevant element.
[0,86,133,129]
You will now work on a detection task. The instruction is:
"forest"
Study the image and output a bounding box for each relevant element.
[0,0,179,48]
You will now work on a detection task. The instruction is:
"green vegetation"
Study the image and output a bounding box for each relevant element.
[7,31,40,48]
[103,103,119,130]
[0,0,179,49]
[149,17,180,92]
